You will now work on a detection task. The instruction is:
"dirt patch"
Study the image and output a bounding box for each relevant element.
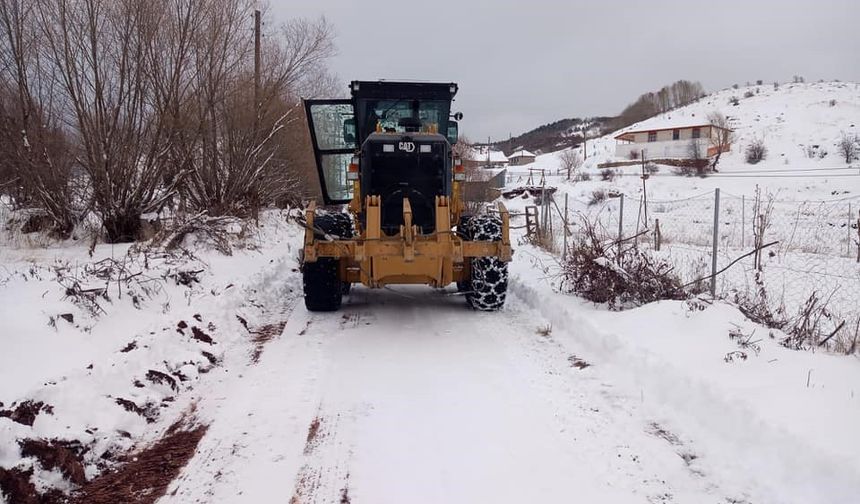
[647,422,682,446]
[304,417,322,455]
[120,340,138,353]
[0,467,64,504]
[339,473,351,504]
[114,397,159,423]
[568,355,591,369]
[190,326,213,344]
[250,321,287,362]
[72,422,208,504]
[146,370,178,391]
[0,400,53,426]
[19,438,88,485]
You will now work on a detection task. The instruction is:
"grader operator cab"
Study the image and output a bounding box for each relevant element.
[302,81,511,311]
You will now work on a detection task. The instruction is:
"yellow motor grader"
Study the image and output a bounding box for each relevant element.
[301,80,512,311]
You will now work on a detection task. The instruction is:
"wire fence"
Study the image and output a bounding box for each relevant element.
[531,187,860,351]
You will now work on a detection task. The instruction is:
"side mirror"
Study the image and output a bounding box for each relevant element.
[447,121,459,144]
[343,118,356,145]
[452,111,463,121]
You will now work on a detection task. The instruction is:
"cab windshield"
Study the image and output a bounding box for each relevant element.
[358,99,450,141]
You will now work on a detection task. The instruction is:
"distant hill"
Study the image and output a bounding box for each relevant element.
[494,80,706,156]
[489,117,613,156]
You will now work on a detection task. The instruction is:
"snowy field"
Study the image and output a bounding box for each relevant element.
[1,81,860,503]
[502,81,860,349]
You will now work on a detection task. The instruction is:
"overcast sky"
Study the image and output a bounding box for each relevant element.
[272,0,860,141]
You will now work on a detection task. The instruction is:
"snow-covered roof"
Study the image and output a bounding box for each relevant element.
[614,114,732,139]
[469,146,508,163]
[508,149,536,158]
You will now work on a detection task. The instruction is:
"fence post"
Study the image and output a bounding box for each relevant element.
[849,203,853,258]
[563,193,569,260]
[741,195,745,249]
[711,188,721,297]
[618,193,624,259]
[654,219,661,251]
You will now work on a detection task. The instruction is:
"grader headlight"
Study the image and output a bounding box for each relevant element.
[453,157,465,181]
[347,156,360,181]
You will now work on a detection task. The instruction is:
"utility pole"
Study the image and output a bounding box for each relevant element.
[254,8,261,125]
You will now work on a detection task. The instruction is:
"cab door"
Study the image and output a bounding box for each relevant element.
[304,99,357,205]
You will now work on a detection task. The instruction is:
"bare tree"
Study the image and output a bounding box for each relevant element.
[38,0,184,242]
[838,132,857,164]
[174,2,335,216]
[558,148,582,180]
[708,112,733,171]
[0,0,76,235]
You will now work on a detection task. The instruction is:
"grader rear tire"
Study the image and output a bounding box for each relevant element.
[303,212,352,312]
[464,215,508,311]
[303,258,343,312]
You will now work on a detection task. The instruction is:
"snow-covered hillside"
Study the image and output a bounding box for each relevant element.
[511,81,860,201]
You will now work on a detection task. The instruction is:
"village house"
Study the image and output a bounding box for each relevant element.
[506,149,536,166]
[614,122,732,160]
[463,146,508,169]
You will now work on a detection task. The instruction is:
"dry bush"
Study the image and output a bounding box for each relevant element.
[559,219,686,309]
[588,189,607,206]
[745,138,768,164]
[599,168,615,181]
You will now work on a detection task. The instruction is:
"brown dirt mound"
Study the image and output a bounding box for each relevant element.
[0,400,53,426]
[72,423,208,504]
[19,438,88,485]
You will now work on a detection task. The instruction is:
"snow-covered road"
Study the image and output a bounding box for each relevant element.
[163,286,764,504]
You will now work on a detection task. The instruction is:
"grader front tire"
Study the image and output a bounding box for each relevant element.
[464,215,508,311]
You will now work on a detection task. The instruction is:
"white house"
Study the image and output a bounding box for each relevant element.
[614,122,732,160]
[507,149,536,166]
[464,146,508,168]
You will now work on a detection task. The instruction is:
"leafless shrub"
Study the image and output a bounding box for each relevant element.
[628,150,640,160]
[645,163,659,174]
[837,132,857,163]
[745,138,768,164]
[728,96,740,106]
[575,171,592,182]
[535,324,552,337]
[558,218,686,309]
[743,91,754,99]
[588,190,607,206]
[829,99,837,107]
[733,272,787,330]
[599,168,615,181]
[782,291,843,351]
